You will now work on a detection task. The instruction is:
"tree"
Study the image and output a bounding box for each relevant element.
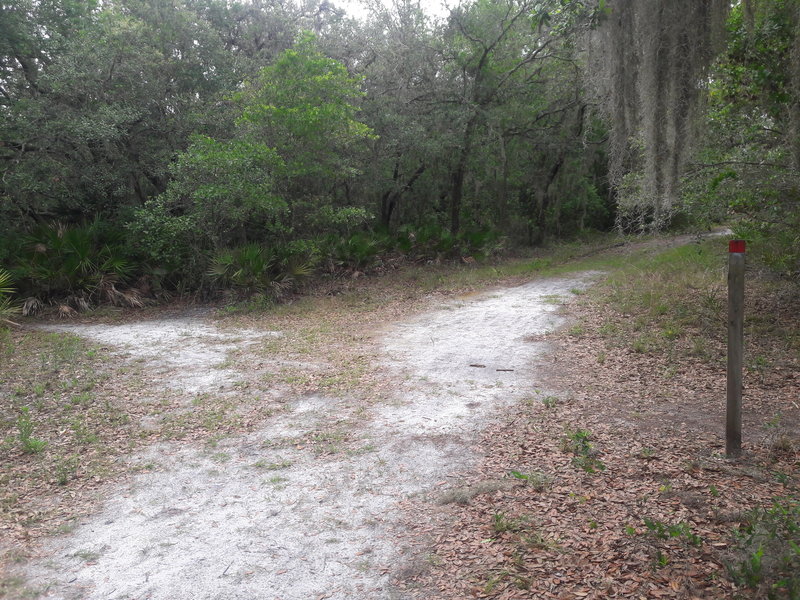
[0,0,237,227]
[330,0,443,230]
[235,32,373,224]
[440,0,593,233]
[589,0,730,230]
[335,0,609,242]
[0,0,343,233]
[130,33,374,279]
[688,1,800,274]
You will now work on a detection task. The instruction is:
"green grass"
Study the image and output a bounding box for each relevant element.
[728,498,800,597]
[0,576,39,599]
[491,512,528,534]
[0,329,144,537]
[16,407,47,454]
[509,470,552,491]
[361,232,628,298]
[40,333,83,369]
[540,395,558,409]
[643,517,702,546]
[602,243,724,320]
[577,239,730,360]
[252,459,292,470]
[561,428,606,474]
[582,235,799,377]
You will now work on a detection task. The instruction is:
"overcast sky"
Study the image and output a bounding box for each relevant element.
[334,0,451,22]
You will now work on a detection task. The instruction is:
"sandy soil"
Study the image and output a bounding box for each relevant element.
[21,272,600,600]
[40,315,282,396]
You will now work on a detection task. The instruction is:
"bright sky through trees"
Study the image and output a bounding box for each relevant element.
[335,0,450,21]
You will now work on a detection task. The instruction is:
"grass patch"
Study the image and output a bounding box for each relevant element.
[0,329,141,541]
[16,407,47,454]
[580,235,798,379]
[575,239,743,366]
[601,242,725,331]
[643,517,702,546]
[491,512,529,534]
[252,459,292,470]
[0,576,39,599]
[728,498,800,598]
[509,470,552,491]
[540,395,559,409]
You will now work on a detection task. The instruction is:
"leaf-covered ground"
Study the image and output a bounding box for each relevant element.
[395,243,800,599]
[1,236,797,599]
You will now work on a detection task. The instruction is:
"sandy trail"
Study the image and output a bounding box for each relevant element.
[23,272,598,599]
[40,315,282,395]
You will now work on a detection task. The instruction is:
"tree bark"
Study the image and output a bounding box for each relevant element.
[380,162,426,229]
[450,113,478,234]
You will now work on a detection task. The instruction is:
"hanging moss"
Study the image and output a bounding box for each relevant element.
[589,0,730,231]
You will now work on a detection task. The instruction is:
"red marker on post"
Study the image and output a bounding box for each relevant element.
[729,240,746,254]
[727,240,745,457]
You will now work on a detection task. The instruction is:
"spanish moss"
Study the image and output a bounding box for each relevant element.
[590,0,729,231]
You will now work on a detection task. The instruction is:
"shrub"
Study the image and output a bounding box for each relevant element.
[11,220,140,309]
[392,223,500,261]
[324,232,385,271]
[728,498,800,598]
[732,219,800,279]
[0,268,20,324]
[208,243,315,298]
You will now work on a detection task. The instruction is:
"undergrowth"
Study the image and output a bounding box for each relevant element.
[561,428,606,473]
[586,238,799,369]
[728,498,800,598]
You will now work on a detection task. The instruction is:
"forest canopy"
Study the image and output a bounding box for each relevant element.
[0,0,797,309]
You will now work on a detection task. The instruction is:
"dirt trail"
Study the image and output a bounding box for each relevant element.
[41,314,282,395]
[23,272,599,600]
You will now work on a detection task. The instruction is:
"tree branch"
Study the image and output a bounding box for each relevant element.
[685,160,791,176]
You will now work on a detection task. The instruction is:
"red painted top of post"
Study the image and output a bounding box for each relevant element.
[729,240,746,253]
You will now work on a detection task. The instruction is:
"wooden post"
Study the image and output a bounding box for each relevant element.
[726,240,746,458]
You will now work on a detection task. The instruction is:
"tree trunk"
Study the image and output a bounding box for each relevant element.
[380,161,401,228]
[450,113,479,234]
[381,162,426,229]
[496,132,509,229]
[790,6,800,171]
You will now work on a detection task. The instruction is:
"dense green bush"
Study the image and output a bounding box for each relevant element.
[323,232,387,271]
[685,2,800,280]
[9,220,140,310]
[208,243,315,298]
[732,218,800,278]
[0,219,507,311]
[394,224,501,260]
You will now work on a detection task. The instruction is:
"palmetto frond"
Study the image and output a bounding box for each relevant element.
[0,269,21,322]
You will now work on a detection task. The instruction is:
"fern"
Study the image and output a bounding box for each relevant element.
[0,269,20,323]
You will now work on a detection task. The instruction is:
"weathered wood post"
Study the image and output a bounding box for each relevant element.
[726,239,746,458]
